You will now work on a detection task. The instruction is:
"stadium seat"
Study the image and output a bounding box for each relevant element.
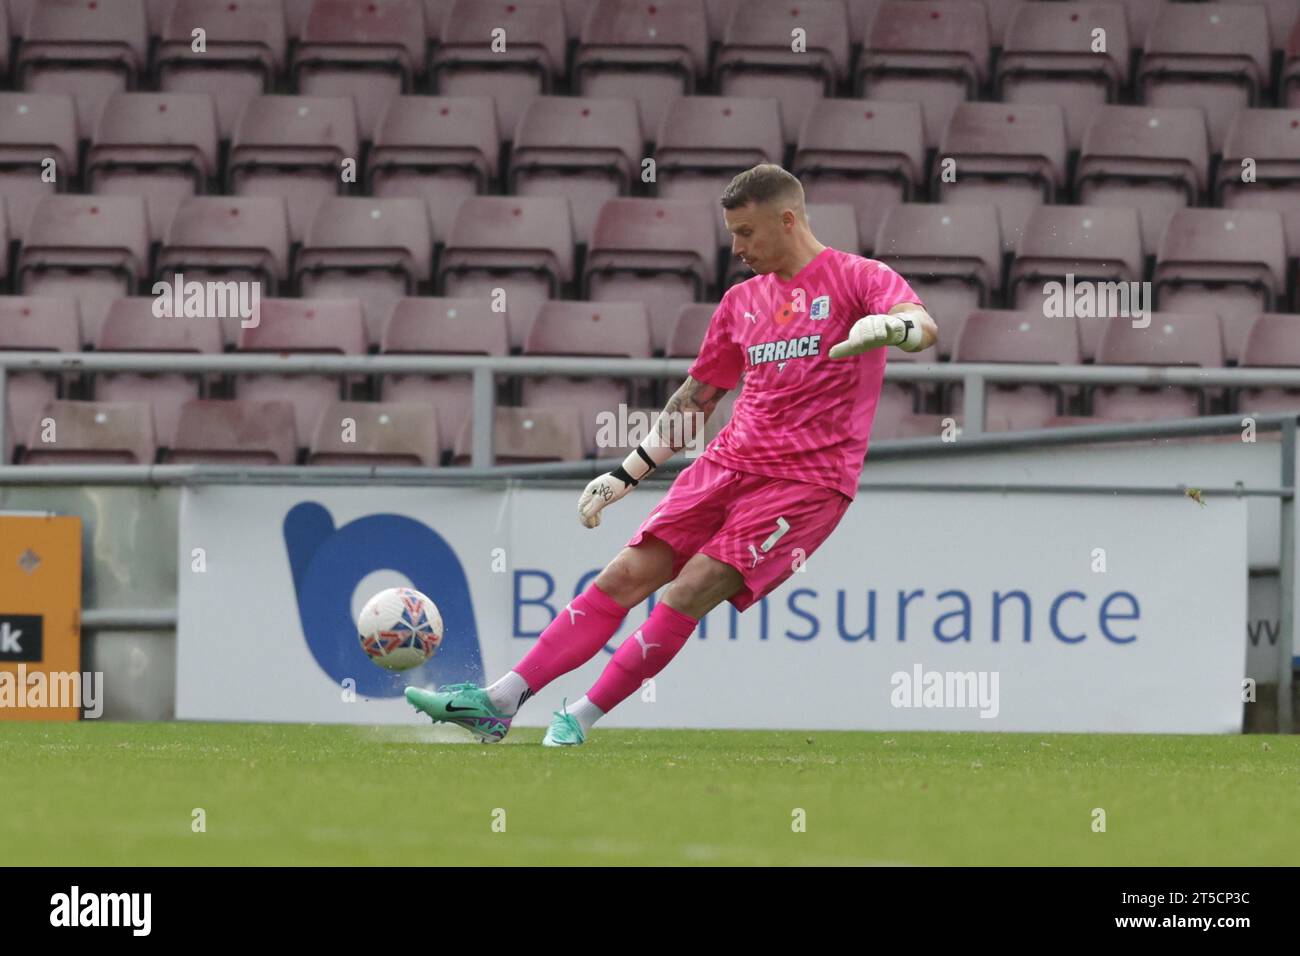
[584,198,718,355]
[1152,208,1289,363]
[20,400,156,464]
[292,0,426,140]
[995,2,1130,150]
[873,203,1003,358]
[87,93,221,242]
[1075,105,1209,256]
[713,0,851,144]
[792,99,925,255]
[509,95,644,244]
[227,95,359,241]
[367,96,498,245]
[575,0,711,142]
[934,102,1068,254]
[667,301,717,360]
[856,0,991,149]
[1136,4,1271,153]
[951,309,1083,432]
[235,297,367,439]
[0,296,82,455]
[1091,312,1226,420]
[438,196,575,352]
[17,195,150,344]
[380,296,510,459]
[432,0,567,143]
[0,199,8,286]
[296,197,435,347]
[520,300,654,456]
[157,196,293,346]
[1108,0,1163,48]
[1009,206,1145,361]
[157,0,288,139]
[1287,17,1300,106]
[1218,0,1299,52]
[0,93,78,239]
[307,400,441,467]
[451,405,586,465]
[1237,313,1300,413]
[93,297,223,443]
[0,4,9,90]
[164,398,298,463]
[1217,108,1300,263]
[652,95,784,248]
[16,0,150,135]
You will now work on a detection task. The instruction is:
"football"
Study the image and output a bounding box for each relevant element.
[357,587,443,670]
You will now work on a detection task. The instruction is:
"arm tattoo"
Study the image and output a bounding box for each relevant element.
[653,375,728,453]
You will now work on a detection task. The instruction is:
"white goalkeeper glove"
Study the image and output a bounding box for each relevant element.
[578,432,676,529]
[828,312,921,358]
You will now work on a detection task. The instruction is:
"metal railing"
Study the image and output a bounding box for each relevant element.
[1,352,1296,732]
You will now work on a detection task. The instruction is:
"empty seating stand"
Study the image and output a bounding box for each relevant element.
[0,92,79,240]
[308,401,441,467]
[164,399,298,464]
[21,400,157,464]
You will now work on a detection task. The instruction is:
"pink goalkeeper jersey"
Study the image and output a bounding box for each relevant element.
[687,246,924,500]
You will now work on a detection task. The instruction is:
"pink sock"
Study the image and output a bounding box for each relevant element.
[513,582,630,691]
[587,602,699,713]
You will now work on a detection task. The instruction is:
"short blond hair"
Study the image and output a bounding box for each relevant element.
[720,164,806,213]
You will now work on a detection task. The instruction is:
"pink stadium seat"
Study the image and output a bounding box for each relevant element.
[510,96,644,244]
[452,405,586,464]
[17,195,150,344]
[667,302,717,359]
[935,102,1068,254]
[164,398,298,463]
[714,0,851,144]
[575,0,711,142]
[1217,108,1300,262]
[0,93,78,239]
[235,297,367,439]
[1218,0,1300,52]
[0,3,9,85]
[1287,18,1300,106]
[1152,208,1289,362]
[157,0,288,139]
[21,399,156,464]
[951,309,1083,432]
[793,99,925,255]
[0,199,7,285]
[368,96,497,244]
[296,197,434,347]
[438,196,576,351]
[521,300,653,456]
[157,196,293,346]
[1076,105,1209,256]
[308,400,441,467]
[996,2,1130,150]
[87,93,220,241]
[292,0,426,140]
[1092,313,1226,420]
[1237,313,1300,413]
[1137,4,1271,152]
[380,296,510,458]
[93,296,223,443]
[1109,0,1162,47]
[856,0,991,149]
[227,95,359,241]
[873,203,1002,358]
[16,0,149,135]
[0,296,82,453]
[584,198,718,355]
[1009,205,1145,361]
[653,95,783,247]
[283,0,311,36]
[432,0,567,143]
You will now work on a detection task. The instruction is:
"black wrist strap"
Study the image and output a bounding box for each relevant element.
[611,464,639,487]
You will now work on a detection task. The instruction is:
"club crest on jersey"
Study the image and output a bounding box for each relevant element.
[809,295,831,320]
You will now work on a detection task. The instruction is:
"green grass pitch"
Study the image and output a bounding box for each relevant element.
[3,722,1297,866]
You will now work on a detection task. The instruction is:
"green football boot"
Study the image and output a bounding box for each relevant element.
[541,699,586,747]
[405,682,511,743]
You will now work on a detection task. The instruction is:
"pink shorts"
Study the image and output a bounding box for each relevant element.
[625,455,853,612]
